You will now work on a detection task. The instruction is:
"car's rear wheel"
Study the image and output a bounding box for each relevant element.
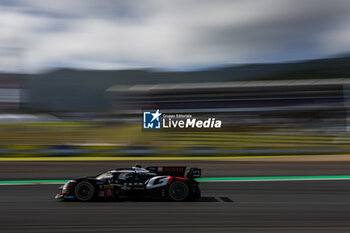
[74,181,95,201]
[168,181,189,201]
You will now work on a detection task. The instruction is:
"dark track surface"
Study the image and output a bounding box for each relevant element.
[1,161,350,232]
[1,181,350,232]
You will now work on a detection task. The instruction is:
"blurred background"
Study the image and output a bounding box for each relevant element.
[0,0,350,157]
[3,1,350,233]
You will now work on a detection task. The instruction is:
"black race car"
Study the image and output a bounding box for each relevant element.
[55,165,201,201]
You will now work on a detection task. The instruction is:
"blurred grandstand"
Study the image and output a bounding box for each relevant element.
[0,56,349,156]
[107,78,348,133]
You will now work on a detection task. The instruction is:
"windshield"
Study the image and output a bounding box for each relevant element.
[96,172,113,180]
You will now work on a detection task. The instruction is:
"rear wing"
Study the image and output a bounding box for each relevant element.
[186,168,201,180]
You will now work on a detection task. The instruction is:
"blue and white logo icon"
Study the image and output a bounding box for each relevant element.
[143,109,162,129]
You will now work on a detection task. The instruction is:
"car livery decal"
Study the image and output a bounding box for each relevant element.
[146,176,170,189]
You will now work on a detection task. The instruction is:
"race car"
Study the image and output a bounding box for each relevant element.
[55,165,201,201]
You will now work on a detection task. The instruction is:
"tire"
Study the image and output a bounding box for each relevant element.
[74,181,95,201]
[168,181,189,201]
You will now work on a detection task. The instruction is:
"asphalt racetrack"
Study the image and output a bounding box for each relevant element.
[1,160,350,232]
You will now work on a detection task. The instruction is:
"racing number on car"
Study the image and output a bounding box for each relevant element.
[103,185,114,197]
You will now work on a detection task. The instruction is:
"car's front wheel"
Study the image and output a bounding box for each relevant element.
[74,181,95,201]
[168,181,189,201]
